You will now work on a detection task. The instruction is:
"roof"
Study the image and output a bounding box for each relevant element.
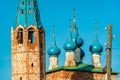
[16,0,41,27]
[46,63,118,74]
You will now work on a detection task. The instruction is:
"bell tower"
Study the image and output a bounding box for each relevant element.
[11,0,45,80]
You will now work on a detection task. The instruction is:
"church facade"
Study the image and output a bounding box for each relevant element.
[11,0,118,80]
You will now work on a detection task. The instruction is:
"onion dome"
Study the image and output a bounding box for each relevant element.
[48,45,60,56]
[89,23,103,54]
[63,19,77,52]
[71,8,83,47]
[76,34,83,47]
[80,49,85,59]
[47,26,60,56]
[63,40,76,51]
[89,42,103,54]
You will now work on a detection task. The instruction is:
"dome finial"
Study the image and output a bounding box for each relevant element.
[70,19,72,37]
[94,22,98,42]
[52,25,56,45]
[73,8,76,29]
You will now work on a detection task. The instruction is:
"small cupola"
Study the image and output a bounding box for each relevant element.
[89,22,103,54]
[64,19,76,67]
[89,42,103,54]
[89,22,103,68]
[63,20,76,52]
[47,26,60,57]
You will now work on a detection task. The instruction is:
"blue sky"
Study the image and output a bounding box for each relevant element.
[0,0,120,80]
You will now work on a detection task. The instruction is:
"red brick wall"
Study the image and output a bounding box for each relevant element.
[46,70,117,80]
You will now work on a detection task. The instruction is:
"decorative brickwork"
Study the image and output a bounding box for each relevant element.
[46,70,117,80]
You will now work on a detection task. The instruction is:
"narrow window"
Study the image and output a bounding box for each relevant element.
[20,77,22,80]
[28,0,30,5]
[17,28,23,44]
[22,1,24,5]
[31,63,34,67]
[21,9,24,14]
[28,28,34,43]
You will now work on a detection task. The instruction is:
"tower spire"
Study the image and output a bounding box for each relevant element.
[73,8,76,29]
[52,25,56,45]
[94,22,98,42]
[16,0,42,27]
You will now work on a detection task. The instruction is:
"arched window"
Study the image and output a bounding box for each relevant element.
[28,28,34,43]
[17,28,23,44]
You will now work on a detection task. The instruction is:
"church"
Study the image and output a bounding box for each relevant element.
[11,0,118,80]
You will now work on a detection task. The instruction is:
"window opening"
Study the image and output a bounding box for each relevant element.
[28,0,30,5]
[31,63,34,67]
[17,28,23,44]
[29,8,32,14]
[28,28,34,43]
[22,1,24,5]
[21,9,24,14]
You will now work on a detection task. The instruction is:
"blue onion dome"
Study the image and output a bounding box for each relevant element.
[89,22,103,54]
[63,40,76,51]
[63,19,77,52]
[47,26,61,56]
[80,49,85,59]
[76,34,83,47]
[89,42,103,54]
[47,45,60,56]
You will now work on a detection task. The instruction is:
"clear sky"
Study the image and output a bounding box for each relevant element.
[0,0,120,80]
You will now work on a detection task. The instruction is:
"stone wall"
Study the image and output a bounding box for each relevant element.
[46,70,117,80]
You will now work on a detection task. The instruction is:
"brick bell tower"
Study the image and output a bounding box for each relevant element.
[11,0,46,80]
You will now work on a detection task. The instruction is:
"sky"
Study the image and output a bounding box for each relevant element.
[0,0,120,80]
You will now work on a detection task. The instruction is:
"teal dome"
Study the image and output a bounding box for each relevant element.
[63,40,76,52]
[80,49,85,59]
[47,25,60,57]
[47,45,60,56]
[89,42,103,54]
[76,35,83,47]
[72,29,83,47]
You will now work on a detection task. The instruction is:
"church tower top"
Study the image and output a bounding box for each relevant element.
[16,0,42,27]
